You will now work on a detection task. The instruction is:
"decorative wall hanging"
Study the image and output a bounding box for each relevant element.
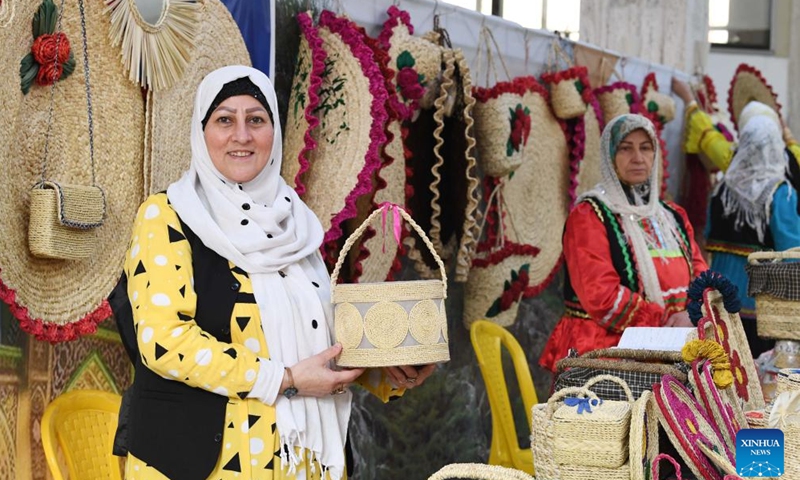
[105,0,201,91]
[285,10,389,271]
[728,63,782,133]
[146,0,250,196]
[19,0,76,95]
[595,81,640,124]
[499,77,570,297]
[688,271,765,412]
[1,0,144,341]
[463,180,539,328]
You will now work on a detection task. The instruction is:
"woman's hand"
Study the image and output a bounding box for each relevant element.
[664,310,694,328]
[288,344,365,397]
[383,364,437,389]
[670,78,694,105]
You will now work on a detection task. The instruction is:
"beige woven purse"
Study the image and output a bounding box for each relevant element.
[28,3,105,261]
[332,203,450,368]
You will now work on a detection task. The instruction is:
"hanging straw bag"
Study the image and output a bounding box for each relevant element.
[531,374,635,480]
[540,38,589,120]
[555,348,689,401]
[332,203,450,368]
[28,12,105,260]
[746,248,800,340]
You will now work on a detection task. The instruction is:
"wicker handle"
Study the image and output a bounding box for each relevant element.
[748,247,800,264]
[582,374,635,402]
[555,357,689,383]
[427,463,535,480]
[577,348,684,362]
[545,385,602,416]
[330,203,447,297]
[651,453,682,480]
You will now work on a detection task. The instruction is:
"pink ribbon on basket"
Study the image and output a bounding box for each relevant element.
[379,202,403,254]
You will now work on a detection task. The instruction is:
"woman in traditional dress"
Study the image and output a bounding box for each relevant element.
[540,114,708,372]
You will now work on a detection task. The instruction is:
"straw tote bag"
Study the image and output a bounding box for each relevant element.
[332,203,450,368]
[28,0,105,260]
[746,248,800,340]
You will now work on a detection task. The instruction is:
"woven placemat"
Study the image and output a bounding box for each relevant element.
[500,79,569,296]
[147,0,251,195]
[1,0,144,340]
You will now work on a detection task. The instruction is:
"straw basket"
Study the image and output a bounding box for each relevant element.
[642,88,676,124]
[746,248,800,340]
[777,368,800,395]
[28,182,105,260]
[542,66,591,120]
[595,82,640,124]
[629,391,660,480]
[743,407,800,479]
[332,204,449,368]
[531,374,633,480]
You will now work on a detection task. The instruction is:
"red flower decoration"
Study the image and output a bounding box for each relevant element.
[36,62,63,86]
[397,66,424,100]
[507,104,531,156]
[32,32,70,65]
[730,350,750,401]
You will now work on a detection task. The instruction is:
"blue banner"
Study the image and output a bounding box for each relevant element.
[220,0,275,78]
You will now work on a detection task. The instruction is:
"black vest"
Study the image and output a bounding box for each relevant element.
[706,183,776,256]
[110,217,239,480]
[563,198,692,317]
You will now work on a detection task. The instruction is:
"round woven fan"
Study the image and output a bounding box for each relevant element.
[105,0,202,91]
[1,0,144,341]
[728,63,782,132]
[688,359,742,449]
[500,79,570,296]
[147,0,251,196]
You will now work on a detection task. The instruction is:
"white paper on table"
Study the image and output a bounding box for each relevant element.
[616,327,695,351]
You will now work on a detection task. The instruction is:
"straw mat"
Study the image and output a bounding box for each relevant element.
[0,0,144,341]
[146,0,250,196]
[501,84,569,295]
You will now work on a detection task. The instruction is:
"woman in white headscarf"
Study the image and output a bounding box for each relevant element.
[540,114,708,372]
[116,66,435,480]
[674,79,800,356]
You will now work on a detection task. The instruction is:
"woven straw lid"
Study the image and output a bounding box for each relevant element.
[573,100,604,200]
[146,0,250,196]
[728,63,782,132]
[282,11,324,194]
[0,0,144,341]
[282,11,388,269]
[501,82,570,294]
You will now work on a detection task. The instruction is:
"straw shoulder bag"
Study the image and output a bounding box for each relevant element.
[332,203,450,368]
[746,248,800,340]
[29,181,106,260]
[555,348,689,401]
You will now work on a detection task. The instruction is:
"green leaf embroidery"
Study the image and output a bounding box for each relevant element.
[647,100,659,112]
[503,279,511,291]
[33,0,58,38]
[511,269,519,281]
[625,93,634,105]
[60,53,76,80]
[19,53,38,95]
[506,139,514,157]
[397,50,416,69]
[574,80,584,94]
[485,298,503,318]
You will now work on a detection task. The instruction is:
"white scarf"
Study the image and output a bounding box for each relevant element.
[579,114,684,307]
[717,114,788,243]
[167,66,349,479]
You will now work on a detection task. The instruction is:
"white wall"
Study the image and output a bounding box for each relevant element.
[705,51,789,136]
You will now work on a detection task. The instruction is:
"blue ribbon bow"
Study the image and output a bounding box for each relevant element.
[563,396,601,414]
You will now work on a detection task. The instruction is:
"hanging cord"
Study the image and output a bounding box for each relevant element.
[78,0,97,187]
[39,0,68,187]
[475,180,521,252]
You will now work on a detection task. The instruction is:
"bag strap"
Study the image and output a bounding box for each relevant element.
[545,385,602,417]
[582,373,634,402]
[651,453,682,480]
[748,246,800,264]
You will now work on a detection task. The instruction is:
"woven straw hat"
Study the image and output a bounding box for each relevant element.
[146,0,250,196]
[595,82,640,124]
[728,63,782,132]
[0,0,144,341]
[281,11,388,270]
[501,80,570,295]
[282,11,324,195]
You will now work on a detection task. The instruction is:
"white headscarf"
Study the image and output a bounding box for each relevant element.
[167,66,349,479]
[738,100,781,132]
[717,113,788,242]
[579,114,684,307]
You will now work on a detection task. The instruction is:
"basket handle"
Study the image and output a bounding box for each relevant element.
[582,374,635,402]
[554,356,688,383]
[577,348,684,362]
[748,247,800,264]
[330,203,448,298]
[651,453,682,480]
[545,385,602,416]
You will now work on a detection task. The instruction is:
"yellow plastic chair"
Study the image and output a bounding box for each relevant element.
[470,320,538,476]
[41,389,123,480]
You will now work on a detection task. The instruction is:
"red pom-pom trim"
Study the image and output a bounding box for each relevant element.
[472,75,549,103]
